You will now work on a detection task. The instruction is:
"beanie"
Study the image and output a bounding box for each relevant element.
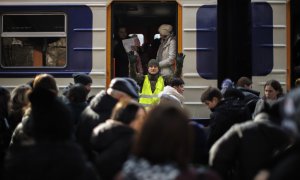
[124,77,140,94]
[72,73,93,85]
[148,59,159,67]
[158,24,173,36]
[108,78,139,99]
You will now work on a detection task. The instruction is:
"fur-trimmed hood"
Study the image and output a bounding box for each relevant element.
[159,86,184,105]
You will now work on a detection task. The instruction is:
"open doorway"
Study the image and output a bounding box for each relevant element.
[290,0,300,88]
[111,1,177,78]
[217,0,252,87]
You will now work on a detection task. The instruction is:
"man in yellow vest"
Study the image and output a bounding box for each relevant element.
[129,52,185,107]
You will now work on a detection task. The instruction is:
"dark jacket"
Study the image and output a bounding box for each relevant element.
[4,142,99,180]
[76,90,118,161]
[67,102,88,130]
[209,113,290,180]
[208,97,251,148]
[189,121,208,165]
[269,153,300,180]
[10,110,35,147]
[91,120,134,180]
[0,117,12,175]
[237,87,260,114]
[8,109,23,133]
[114,40,129,77]
[267,139,300,180]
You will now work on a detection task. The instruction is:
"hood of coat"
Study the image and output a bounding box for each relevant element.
[91,119,134,151]
[160,86,184,103]
[89,90,118,114]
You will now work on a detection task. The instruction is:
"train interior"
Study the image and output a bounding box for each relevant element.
[111,1,177,78]
[291,0,300,88]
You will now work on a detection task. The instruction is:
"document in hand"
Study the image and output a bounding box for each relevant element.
[122,37,139,53]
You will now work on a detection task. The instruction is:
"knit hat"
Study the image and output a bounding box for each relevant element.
[124,77,140,94]
[148,59,159,67]
[108,78,139,99]
[72,73,93,85]
[158,24,173,36]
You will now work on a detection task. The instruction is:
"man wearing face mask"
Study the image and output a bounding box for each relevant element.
[128,52,185,107]
[156,24,177,78]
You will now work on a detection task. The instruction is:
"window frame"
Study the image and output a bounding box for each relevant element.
[0,12,67,68]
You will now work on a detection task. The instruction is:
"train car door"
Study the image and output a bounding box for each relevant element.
[196,0,274,88]
[108,1,178,81]
[290,0,300,88]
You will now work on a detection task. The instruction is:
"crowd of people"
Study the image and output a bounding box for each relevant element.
[1,71,300,180]
[1,23,300,180]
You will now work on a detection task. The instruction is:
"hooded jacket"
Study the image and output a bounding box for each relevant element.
[159,85,184,107]
[209,113,290,180]
[76,90,118,161]
[91,119,134,180]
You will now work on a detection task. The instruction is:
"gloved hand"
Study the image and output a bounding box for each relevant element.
[176,53,185,67]
[128,51,137,64]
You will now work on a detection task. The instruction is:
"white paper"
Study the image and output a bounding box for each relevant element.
[122,37,139,53]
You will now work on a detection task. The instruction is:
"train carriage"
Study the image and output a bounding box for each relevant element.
[0,0,297,118]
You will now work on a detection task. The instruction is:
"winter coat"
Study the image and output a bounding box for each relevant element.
[208,97,251,148]
[209,113,290,180]
[253,98,281,119]
[189,121,208,165]
[10,95,72,147]
[114,39,130,77]
[0,117,12,175]
[8,109,24,133]
[91,119,135,180]
[67,102,88,130]
[268,139,300,180]
[76,90,118,161]
[10,109,35,147]
[236,87,260,114]
[156,35,176,77]
[3,142,99,180]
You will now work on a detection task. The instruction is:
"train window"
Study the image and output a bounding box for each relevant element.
[196,5,218,79]
[291,0,300,87]
[0,14,67,68]
[3,14,65,32]
[154,34,160,39]
[196,2,273,80]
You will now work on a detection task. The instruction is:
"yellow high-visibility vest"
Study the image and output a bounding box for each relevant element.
[139,75,164,106]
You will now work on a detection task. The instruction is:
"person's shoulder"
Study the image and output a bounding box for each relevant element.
[170,35,176,40]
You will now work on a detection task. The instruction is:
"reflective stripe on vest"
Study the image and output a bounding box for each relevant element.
[139,75,164,106]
